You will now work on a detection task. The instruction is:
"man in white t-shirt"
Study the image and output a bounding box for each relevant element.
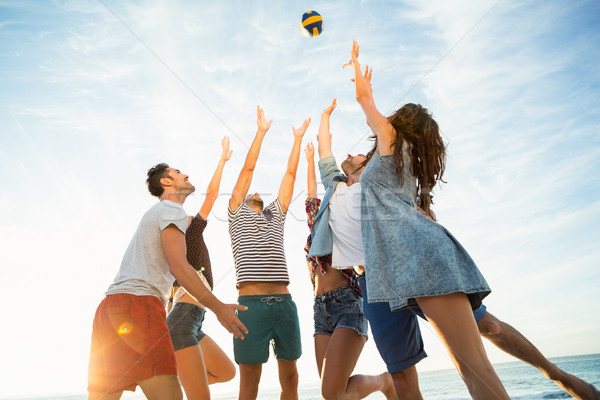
[87,163,247,400]
[327,154,366,269]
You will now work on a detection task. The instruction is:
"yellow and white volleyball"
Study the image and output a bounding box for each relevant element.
[300,10,323,37]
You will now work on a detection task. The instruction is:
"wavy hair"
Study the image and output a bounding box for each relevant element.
[363,103,446,215]
[146,163,171,197]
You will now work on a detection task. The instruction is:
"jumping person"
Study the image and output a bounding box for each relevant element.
[227,106,310,400]
[347,40,599,399]
[166,137,237,400]
[87,163,247,400]
[304,101,397,399]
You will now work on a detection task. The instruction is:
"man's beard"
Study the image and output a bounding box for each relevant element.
[246,198,264,210]
[341,160,358,176]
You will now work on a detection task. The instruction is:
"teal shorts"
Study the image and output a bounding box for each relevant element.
[234,294,302,364]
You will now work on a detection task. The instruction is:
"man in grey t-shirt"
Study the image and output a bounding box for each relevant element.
[87,163,247,400]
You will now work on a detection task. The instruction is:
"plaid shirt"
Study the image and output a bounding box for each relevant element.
[304,197,361,296]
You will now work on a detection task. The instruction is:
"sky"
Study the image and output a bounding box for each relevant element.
[0,0,599,398]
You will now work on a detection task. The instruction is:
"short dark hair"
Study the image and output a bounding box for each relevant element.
[146,163,171,197]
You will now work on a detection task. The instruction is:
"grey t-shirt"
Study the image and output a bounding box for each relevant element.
[105,200,188,305]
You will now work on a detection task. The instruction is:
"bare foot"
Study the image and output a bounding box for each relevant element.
[381,372,399,400]
[553,370,600,400]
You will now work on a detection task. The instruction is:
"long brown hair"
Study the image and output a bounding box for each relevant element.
[364,103,446,215]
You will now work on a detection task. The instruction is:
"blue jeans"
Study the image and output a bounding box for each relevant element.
[166,302,207,351]
[313,285,368,337]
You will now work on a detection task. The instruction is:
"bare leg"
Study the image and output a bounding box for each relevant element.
[315,334,332,378]
[478,312,600,400]
[319,328,397,400]
[417,293,509,400]
[88,391,123,400]
[200,335,236,384]
[391,366,423,400]
[277,359,299,400]
[239,363,262,400]
[138,374,183,400]
[173,345,210,400]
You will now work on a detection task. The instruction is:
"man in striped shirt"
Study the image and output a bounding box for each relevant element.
[228,106,310,400]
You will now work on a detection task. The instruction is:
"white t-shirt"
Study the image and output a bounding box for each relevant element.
[105,200,188,305]
[328,181,365,268]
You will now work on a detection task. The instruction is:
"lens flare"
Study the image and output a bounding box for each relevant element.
[117,322,133,335]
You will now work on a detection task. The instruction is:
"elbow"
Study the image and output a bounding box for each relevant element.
[355,91,370,105]
[168,262,185,280]
[284,170,296,182]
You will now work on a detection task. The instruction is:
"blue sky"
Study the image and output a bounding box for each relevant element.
[1,0,599,397]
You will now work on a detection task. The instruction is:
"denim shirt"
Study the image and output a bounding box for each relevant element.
[307,155,348,257]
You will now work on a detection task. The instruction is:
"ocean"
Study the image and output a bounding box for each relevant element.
[4,354,599,400]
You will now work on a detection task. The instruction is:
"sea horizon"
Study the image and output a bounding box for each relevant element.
[3,353,598,400]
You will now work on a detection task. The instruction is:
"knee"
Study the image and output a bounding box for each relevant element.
[239,368,261,391]
[477,313,503,338]
[321,382,343,400]
[215,360,236,383]
[392,367,420,397]
[280,367,299,388]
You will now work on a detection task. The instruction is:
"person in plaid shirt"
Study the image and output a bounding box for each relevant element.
[303,99,397,400]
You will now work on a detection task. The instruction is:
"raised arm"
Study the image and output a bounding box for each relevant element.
[278,117,311,213]
[305,142,317,199]
[346,40,395,155]
[316,100,342,189]
[317,98,336,159]
[161,225,248,338]
[229,106,272,210]
[199,136,233,220]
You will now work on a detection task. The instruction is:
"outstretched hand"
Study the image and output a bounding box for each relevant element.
[221,136,233,161]
[293,117,311,138]
[215,303,249,340]
[257,105,273,133]
[342,39,360,69]
[305,142,315,162]
[322,98,337,116]
[356,65,373,96]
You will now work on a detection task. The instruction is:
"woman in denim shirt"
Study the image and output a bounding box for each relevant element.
[346,40,510,400]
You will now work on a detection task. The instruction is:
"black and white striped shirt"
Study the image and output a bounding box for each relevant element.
[228,199,289,286]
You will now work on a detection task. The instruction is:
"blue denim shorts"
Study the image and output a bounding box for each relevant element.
[358,275,488,373]
[166,302,207,352]
[313,285,368,337]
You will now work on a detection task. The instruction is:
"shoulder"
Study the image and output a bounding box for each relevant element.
[154,201,188,233]
[305,197,321,208]
[228,201,247,220]
[187,214,207,233]
[271,199,285,216]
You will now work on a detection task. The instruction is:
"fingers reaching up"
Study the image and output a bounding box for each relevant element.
[305,142,315,161]
[322,98,337,116]
[293,117,311,138]
[257,105,273,133]
[221,136,233,161]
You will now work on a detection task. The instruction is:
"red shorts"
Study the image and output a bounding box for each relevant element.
[87,294,177,393]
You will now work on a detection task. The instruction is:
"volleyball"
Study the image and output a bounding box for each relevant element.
[300,10,323,37]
